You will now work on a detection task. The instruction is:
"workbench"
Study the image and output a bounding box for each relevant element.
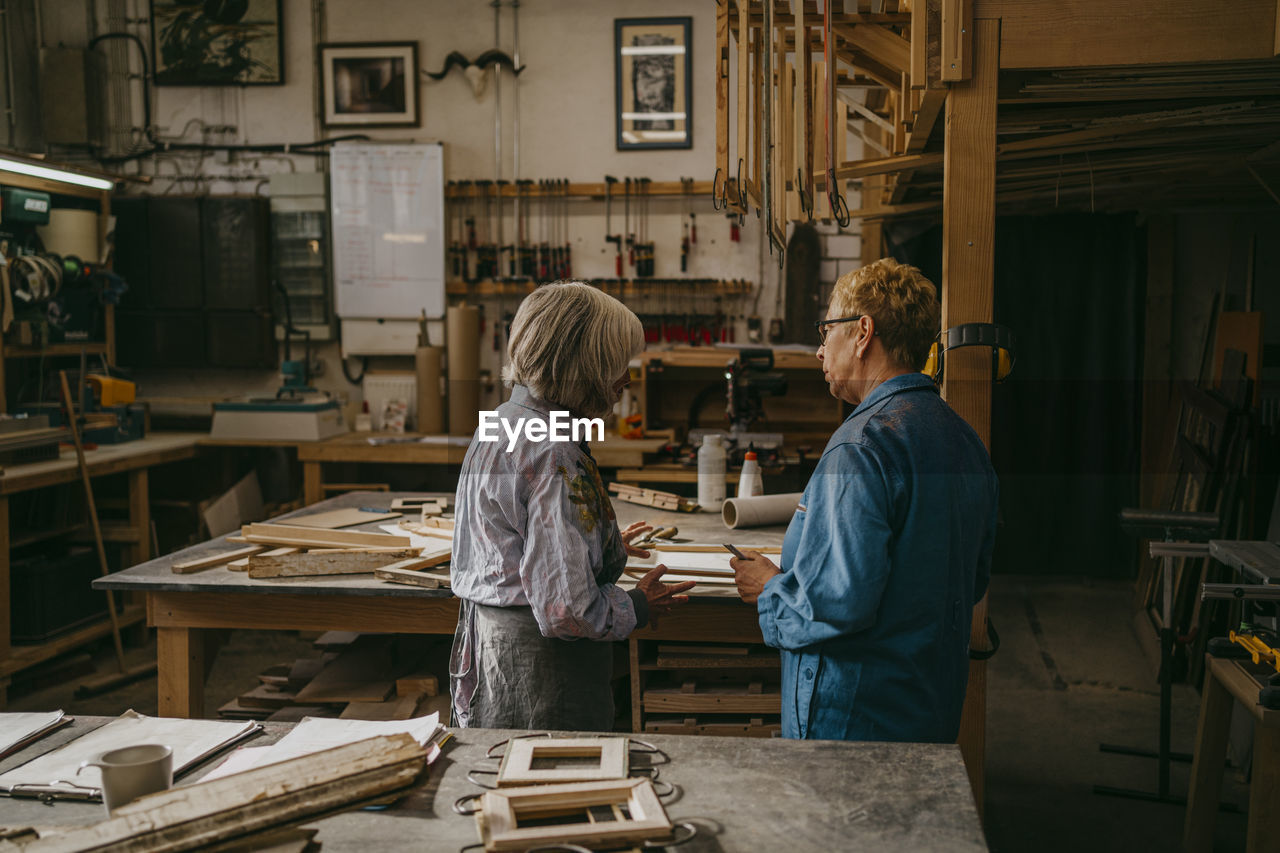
[1183,655,1280,853]
[0,715,987,851]
[295,434,671,504]
[0,432,205,706]
[95,491,785,720]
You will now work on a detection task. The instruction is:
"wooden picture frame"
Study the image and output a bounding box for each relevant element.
[478,779,672,851]
[150,0,284,86]
[497,738,628,787]
[615,17,692,150]
[319,42,420,128]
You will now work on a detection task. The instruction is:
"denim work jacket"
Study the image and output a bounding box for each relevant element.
[758,372,998,742]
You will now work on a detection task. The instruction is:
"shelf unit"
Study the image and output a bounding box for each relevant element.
[628,639,782,737]
[0,168,116,415]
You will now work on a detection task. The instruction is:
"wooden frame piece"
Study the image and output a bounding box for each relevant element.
[171,545,264,574]
[240,523,412,549]
[478,778,671,852]
[497,737,628,787]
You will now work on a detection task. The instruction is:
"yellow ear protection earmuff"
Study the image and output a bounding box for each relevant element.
[925,322,1016,384]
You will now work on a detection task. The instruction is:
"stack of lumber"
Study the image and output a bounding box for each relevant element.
[219,634,451,724]
[170,522,451,581]
[0,425,64,465]
[608,482,699,512]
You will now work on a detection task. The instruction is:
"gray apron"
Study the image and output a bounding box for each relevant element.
[450,599,615,731]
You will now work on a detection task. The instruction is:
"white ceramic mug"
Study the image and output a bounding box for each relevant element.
[77,743,173,815]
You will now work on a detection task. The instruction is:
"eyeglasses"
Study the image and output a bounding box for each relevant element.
[814,315,873,346]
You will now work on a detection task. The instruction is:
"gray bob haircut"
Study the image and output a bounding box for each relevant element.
[502,282,645,417]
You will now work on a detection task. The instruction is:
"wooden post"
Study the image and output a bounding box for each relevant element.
[716,0,730,201]
[1183,661,1236,851]
[158,626,205,718]
[0,496,9,708]
[1141,216,1175,509]
[941,16,999,813]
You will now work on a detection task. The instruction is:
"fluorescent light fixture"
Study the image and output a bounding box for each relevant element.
[0,156,116,191]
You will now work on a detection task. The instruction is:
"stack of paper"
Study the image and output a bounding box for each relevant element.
[0,710,260,800]
[0,710,72,760]
[199,712,448,783]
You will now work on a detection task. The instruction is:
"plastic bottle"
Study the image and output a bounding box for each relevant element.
[737,449,763,498]
[697,435,727,512]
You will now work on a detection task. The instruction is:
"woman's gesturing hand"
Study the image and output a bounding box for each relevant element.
[620,521,655,557]
[636,564,696,629]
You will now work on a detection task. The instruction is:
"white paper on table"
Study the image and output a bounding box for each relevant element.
[0,710,260,797]
[0,711,68,758]
[197,713,443,783]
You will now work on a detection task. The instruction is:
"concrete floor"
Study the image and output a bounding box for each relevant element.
[3,575,1253,851]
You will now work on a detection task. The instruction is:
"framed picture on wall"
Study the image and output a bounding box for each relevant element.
[150,0,284,85]
[319,42,420,128]
[615,17,692,150]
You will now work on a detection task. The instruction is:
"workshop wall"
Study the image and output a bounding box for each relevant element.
[39,0,862,420]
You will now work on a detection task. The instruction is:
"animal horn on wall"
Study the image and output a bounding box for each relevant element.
[422,49,526,99]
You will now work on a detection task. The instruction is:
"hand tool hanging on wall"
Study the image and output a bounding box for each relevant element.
[560,179,572,279]
[446,180,462,279]
[624,177,634,271]
[604,175,622,277]
[822,0,850,226]
[496,179,513,278]
[538,179,550,281]
[475,180,495,279]
[517,179,534,277]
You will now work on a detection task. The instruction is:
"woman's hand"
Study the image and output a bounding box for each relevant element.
[729,551,782,604]
[620,521,655,558]
[636,564,696,629]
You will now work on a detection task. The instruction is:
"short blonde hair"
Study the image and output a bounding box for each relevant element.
[830,258,940,371]
[503,282,645,417]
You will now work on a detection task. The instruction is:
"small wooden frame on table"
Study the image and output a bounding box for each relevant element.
[497,737,628,787]
[319,42,419,128]
[615,17,692,150]
[150,0,284,86]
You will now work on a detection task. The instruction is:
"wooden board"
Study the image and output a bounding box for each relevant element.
[246,549,420,579]
[241,523,413,549]
[230,546,297,571]
[285,508,402,529]
[377,567,450,589]
[238,683,298,710]
[643,715,780,738]
[396,673,439,698]
[293,640,397,704]
[340,693,427,721]
[172,544,264,574]
[5,734,427,850]
[643,681,781,714]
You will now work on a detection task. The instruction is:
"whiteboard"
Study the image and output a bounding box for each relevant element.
[330,142,445,320]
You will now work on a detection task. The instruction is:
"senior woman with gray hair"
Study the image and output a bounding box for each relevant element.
[730,258,999,743]
[449,282,695,731]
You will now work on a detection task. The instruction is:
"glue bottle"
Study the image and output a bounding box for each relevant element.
[737,449,763,498]
[697,435,727,512]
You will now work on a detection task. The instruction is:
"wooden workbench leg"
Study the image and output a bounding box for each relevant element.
[157,626,205,718]
[304,461,323,506]
[128,468,151,564]
[0,496,9,709]
[1184,663,1233,853]
[1248,719,1280,853]
[629,639,643,733]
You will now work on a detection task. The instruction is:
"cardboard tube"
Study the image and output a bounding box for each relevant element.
[722,492,804,529]
[415,345,444,434]
[446,304,481,436]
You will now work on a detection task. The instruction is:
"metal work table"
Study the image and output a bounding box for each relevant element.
[1208,540,1280,584]
[0,715,986,852]
[95,491,787,719]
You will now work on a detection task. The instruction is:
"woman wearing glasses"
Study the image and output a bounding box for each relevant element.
[729,258,999,743]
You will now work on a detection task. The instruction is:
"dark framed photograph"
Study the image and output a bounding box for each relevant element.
[319,42,419,128]
[150,0,284,86]
[615,17,692,150]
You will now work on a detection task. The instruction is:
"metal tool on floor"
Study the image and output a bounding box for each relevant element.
[58,370,157,697]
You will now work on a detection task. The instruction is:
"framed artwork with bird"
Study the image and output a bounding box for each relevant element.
[150,0,284,86]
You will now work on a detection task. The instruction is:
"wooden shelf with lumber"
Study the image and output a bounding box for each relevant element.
[629,640,782,737]
[446,278,754,297]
